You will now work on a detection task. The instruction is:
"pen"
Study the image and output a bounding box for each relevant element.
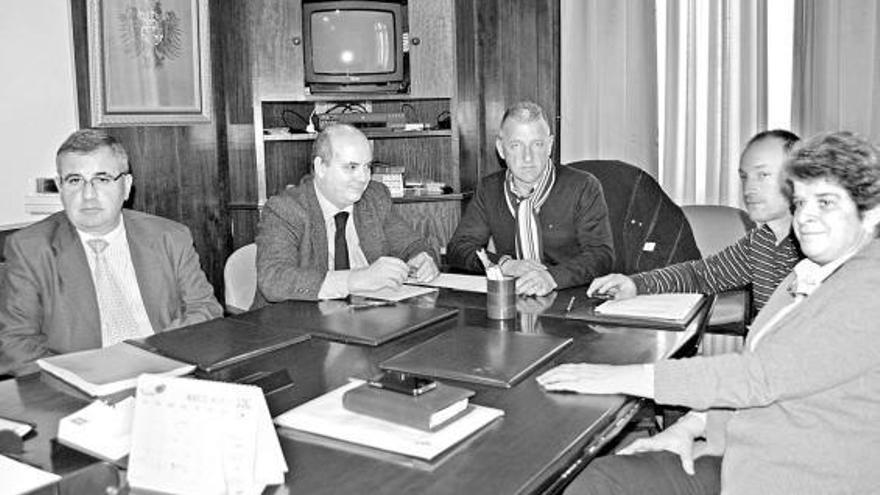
[565,296,576,313]
[349,301,397,310]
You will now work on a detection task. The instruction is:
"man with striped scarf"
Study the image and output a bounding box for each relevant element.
[447,101,614,296]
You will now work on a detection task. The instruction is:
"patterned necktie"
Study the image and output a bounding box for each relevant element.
[87,239,141,346]
[334,211,350,270]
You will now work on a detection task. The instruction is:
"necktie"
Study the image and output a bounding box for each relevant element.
[334,211,350,270]
[87,239,141,346]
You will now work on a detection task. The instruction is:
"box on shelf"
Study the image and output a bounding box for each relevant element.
[373,166,405,197]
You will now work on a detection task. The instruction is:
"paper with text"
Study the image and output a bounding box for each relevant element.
[127,374,286,495]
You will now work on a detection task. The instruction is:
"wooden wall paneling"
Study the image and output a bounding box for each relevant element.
[264,142,314,196]
[454,0,560,186]
[70,0,231,298]
[454,0,483,194]
[409,0,456,98]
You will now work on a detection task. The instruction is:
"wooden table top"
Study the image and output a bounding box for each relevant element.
[0,292,707,495]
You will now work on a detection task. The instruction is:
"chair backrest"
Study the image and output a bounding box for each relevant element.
[565,160,701,275]
[681,205,755,256]
[224,243,257,314]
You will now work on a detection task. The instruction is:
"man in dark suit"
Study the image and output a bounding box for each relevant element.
[0,129,222,375]
[253,124,438,305]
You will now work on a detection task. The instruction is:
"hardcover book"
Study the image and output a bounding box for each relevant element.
[342,382,474,431]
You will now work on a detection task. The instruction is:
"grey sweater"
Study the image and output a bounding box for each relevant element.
[655,238,880,494]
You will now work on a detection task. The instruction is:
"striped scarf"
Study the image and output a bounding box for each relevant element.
[503,163,556,261]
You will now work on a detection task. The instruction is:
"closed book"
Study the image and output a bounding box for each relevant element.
[128,317,311,373]
[342,382,474,431]
[36,343,195,398]
[381,327,573,388]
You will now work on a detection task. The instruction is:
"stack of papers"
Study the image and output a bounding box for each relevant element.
[127,374,287,495]
[275,380,503,461]
[36,343,195,397]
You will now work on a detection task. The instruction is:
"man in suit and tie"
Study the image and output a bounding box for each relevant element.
[0,129,223,375]
[252,124,438,305]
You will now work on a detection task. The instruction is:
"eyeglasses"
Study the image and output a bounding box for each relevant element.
[59,172,129,191]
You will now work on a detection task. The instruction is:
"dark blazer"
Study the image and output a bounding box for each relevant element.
[252,178,434,305]
[0,210,223,375]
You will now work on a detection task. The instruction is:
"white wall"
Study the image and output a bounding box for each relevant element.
[0,0,78,227]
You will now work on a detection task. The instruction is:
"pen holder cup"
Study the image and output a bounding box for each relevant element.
[486,277,516,320]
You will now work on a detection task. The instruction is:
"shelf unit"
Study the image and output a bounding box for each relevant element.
[252,96,462,253]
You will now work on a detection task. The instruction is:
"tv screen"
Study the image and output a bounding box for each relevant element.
[302,1,407,93]
[310,10,396,75]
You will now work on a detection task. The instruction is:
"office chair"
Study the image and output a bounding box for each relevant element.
[681,205,755,355]
[565,160,702,274]
[224,243,257,314]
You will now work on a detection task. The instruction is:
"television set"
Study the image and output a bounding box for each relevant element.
[302,0,409,94]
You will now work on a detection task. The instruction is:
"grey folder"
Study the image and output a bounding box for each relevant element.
[380,327,573,388]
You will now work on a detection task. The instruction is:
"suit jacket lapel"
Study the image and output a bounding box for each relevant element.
[124,211,165,330]
[354,195,381,262]
[51,217,102,349]
[303,181,330,270]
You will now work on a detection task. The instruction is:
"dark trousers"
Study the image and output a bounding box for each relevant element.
[563,451,722,495]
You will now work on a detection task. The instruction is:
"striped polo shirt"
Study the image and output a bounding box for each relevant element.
[632,224,803,318]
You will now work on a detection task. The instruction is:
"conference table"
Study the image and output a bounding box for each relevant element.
[0,287,709,495]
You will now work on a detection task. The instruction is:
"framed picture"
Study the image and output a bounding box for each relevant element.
[86,0,212,126]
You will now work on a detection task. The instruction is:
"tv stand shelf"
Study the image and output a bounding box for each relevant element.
[253,94,461,256]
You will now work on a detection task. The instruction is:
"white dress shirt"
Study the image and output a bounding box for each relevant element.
[314,183,369,299]
[77,218,155,343]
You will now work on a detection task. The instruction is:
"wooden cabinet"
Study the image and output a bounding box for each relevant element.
[250,0,304,99]
[409,0,455,98]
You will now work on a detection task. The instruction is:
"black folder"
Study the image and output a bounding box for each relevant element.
[232,300,459,346]
[380,327,573,388]
[128,317,311,373]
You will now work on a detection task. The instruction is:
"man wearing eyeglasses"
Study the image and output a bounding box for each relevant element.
[252,124,438,304]
[0,129,222,375]
[446,101,614,296]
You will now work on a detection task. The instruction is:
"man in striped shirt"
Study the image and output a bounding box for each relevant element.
[588,130,803,319]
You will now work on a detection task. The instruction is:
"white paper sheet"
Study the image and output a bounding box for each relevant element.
[274,380,503,461]
[127,375,287,495]
[407,273,487,293]
[0,454,60,495]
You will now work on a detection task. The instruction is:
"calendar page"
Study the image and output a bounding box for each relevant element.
[127,374,286,495]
